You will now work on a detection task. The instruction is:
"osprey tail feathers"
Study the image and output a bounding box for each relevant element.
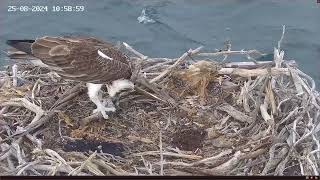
[6,40,34,55]
[6,39,49,67]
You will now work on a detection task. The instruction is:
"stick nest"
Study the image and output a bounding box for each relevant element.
[0,44,319,176]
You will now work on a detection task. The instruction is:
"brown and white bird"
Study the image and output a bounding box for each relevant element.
[6,36,134,119]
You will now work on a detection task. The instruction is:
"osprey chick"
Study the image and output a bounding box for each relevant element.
[6,36,134,119]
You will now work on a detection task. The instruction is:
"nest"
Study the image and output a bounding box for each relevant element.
[1,29,319,176]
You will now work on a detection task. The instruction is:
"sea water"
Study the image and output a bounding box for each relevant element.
[0,0,319,85]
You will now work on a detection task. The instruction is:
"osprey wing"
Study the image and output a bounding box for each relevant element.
[31,36,132,83]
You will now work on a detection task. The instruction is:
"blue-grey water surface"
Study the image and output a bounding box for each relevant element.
[1,0,320,86]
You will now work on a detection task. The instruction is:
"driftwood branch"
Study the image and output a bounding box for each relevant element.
[216,103,253,124]
[1,98,45,124]
[123,42,148,60]
[151,46,203,83]
[218,67,290,77]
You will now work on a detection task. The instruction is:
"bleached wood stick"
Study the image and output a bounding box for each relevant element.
[274,48,284,68]
[197,151,242,175]
[12,64,18,87]
[192,149,233,166]
[0,98,44,124]
[289,68,304,95]
[142,60,174,72]
[32,165,88,175]
[123,42,148,60]
[151,46,203,83]
[224,60,296,69]
[132,151,202,160]
[197,49,265,57]
[93,159,134,175]
[218,67,290,77]
[159,130,164,175]
[278,25,286,51]
[216,103,253,123]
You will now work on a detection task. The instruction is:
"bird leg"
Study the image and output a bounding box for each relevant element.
[87,83,116,119]
[106,79,134,107]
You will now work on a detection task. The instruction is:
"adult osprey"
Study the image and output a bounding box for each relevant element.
[6,36,134,119]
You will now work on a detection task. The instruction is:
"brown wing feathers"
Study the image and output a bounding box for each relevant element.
[26,36,132,83]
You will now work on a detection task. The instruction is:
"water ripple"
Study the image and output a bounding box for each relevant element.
[137,8,156,24]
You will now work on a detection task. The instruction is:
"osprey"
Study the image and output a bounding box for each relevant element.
[6,36,134,119]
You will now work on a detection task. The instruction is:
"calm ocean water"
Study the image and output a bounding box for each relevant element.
[0,0,319,85]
